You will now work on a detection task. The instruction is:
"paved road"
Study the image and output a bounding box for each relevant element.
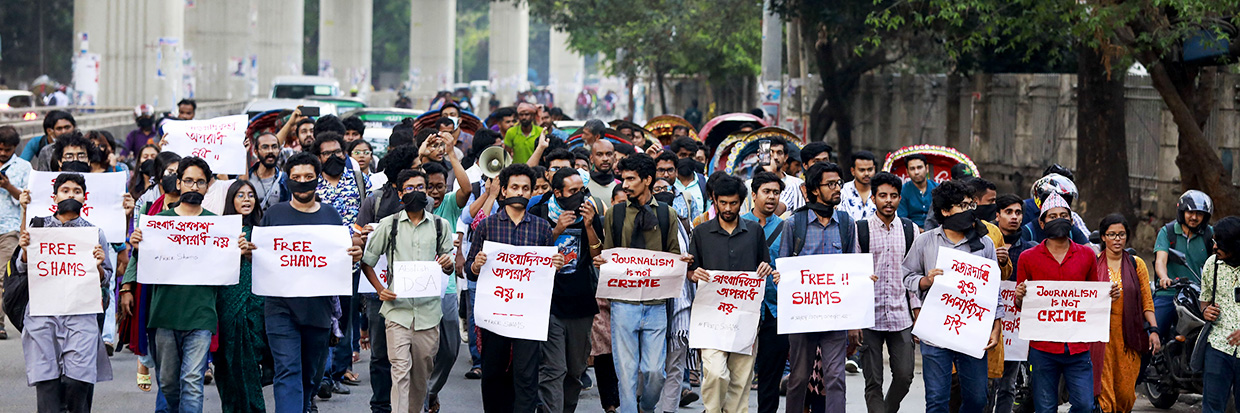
[0,322,1203,412]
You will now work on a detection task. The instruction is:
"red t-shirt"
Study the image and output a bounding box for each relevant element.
[1016,241,1103,355]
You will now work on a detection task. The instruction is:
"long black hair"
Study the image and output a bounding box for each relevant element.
[223,179,263,227]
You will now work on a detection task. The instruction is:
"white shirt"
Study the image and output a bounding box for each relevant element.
[838,180,876,221]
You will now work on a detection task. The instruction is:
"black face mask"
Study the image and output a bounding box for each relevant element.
[797,202,836,219]
[975,204,998,222]
[179,191,205,205]
[677,160,704,178]
[56,198,83,215]
[136,117,154,130]
[140,160,157,177]
[61,161,91,173]
[1003,231,1023,245]
[941,210,976,232]
[499,196,530,208]
[1043,217,1073,239]
[160,175,180,195]
[653,192,675,205]
[591,170,614,184]
[401,191,429,212]
[557,191,588,211]
[287,178,319,194]
[322,155,346,177]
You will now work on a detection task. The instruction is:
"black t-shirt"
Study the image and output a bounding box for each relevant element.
[259,201,345,329]
[531,202,603,319]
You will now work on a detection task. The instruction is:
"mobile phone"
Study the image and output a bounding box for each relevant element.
[298,106,320,117]
[759,140,772,164]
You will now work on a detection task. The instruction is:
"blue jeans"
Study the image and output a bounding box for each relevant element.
[1154,294,1177,341]
[139,352,171,412]
[1203,347,1240,413]
[1029,348,1094,413]
[150,329,212,413]
[921,343,988,413]
[266,311,331,413]
[610,301,667,413]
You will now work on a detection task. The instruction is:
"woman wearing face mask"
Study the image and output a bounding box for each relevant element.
[212,180,267,412]
[85,130,128,173]
[1095,213,1160,413]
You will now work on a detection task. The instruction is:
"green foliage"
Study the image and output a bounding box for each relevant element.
[304,0,319,76]
[0,0,75,85]
[372,0,413,84]
[457,0,489,81]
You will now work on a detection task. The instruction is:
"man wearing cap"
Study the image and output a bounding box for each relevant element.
[1013,193,1120,413]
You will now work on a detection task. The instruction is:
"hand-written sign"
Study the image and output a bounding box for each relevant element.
[1019,281,1112,343]
[595,248,686,301]
[1000,281,1029,361]
[689,271,765,354]
[136,215,241,285]
[160,115,248,174]
[475,241,556,341]
[27,171,127,242]
[27,227,103,316]
[912,247,1001,358]
[390,261,447,298]
[359,255,389,294]
[775,253,875,334]
[251,225,353,297]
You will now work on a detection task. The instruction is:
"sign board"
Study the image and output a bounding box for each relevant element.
[775,253,875,334]
[136,214,242,285]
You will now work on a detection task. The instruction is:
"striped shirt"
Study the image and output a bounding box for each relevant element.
[865,217,919,331]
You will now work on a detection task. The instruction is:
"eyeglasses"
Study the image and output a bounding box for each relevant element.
[235,192,257,200]
[181,178,209,188]
[402,185,426,192]
[654,186,672,194]
[61,153,89,162]
[427,183,446,191]
[819,180,843,189]
[656,167,676,175]
[1103,232,1128,240]
[320,149,344,158]
[954,201,978,210]
[352,150,372,156]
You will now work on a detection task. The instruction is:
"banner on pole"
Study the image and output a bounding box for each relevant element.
[775,253,875,334]
[27,227,103,316]
[912,247,1001,358]
[474,241,557,341]
[136,215,242,285]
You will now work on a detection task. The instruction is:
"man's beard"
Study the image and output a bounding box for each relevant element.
[719,211,738,223]
[260,154,278,168]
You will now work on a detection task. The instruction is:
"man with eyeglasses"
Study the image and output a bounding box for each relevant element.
[124,156,245,412]
[247,133,289,211]
[50,132,97,173]
[418,159,472,412]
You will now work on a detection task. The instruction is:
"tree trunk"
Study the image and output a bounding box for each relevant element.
[655,66,669,115]
[1076,44,1136,226]
[1147,60,1240,217]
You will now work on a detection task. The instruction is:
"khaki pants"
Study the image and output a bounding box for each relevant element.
[701,344,758,413]
[386,320,439,413]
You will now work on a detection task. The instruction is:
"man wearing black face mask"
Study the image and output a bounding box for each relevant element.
[587,139,618,205]
[527,167,604,413]
[123,105,157,161]
[51,132,100,174]
[247,133,289,212]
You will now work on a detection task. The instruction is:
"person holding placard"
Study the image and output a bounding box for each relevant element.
[591,153,684,413]
[16,172,113,413]
[1012,193,1118,413]
[213,180,267,413]
[686,174,774,413]
[1094,213,1160,413]
[360,168,455,413]
[257,152,364,413]
[122,156,244,413]
[775,161,857,413]
[741,171,787,413]
[465,164,563,413]
[901,179,1001,413]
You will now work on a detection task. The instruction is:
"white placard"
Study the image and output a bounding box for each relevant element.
[474,241,557,341]
[391,261,447,298]
[775,253,875,334]
[251,225,353,297]
[689,270,765,354]
[160,115,248,174]
[912,247,1001,358]
[359,254,388,294]
[595,248,686,301]
[1000,281,1029,361]
[1019,281,1112,343]
[27,227,103,316]
[27,171,127,242]
[136,215,242,285]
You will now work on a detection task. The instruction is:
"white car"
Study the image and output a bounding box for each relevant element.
[270,75,341,99]
[243,99,338,120]
[0,91,37,121]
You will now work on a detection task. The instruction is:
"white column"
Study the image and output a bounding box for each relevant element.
[255,0,304,97]
[488,1,528,108]
[547,28,583,118]
[74,0,186,108]
[759,0,783,124]
[185,0,255,101]
[409,0,456,109]
[320,0,373,98]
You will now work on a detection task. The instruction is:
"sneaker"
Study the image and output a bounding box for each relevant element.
[330,381,351,395]
[845,359,860,374]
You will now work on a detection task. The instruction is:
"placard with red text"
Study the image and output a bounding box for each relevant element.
[136,215,242,285]
[160,115,248,174]
[1000,281,1029,361]
[251,225,353,297]
[359,255,388,294]
[912,247,1001,358]
[775,253,875,334]
[595,248,686,301]
[475,241,557,341]
[1019,280,1111,343]
[689,270,765,354]
[27,227,103,316]
[27,171,127,242]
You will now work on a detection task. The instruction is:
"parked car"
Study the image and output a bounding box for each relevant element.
[269,75,341,99]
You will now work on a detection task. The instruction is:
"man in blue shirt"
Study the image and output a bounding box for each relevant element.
[742,171,786,413]
[897,154,935,229]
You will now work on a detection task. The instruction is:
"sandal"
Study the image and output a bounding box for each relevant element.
[137,373,152,392]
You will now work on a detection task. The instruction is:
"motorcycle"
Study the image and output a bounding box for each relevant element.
[1142,249,1208,409]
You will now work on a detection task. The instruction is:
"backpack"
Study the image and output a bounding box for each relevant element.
[785,209,855,256]
[3,217,45,332]
[856,217,916,256]
[611,200,674,252]
[383,213,446,287]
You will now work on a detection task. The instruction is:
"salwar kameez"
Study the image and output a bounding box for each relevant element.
[1098,256,1155,412]
[212,228,267,413]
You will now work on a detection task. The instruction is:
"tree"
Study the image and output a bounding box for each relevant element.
[871,0,1240,217]
[0,0,74,87]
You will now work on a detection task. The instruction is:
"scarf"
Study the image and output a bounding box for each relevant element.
[1095,251,1148,354]
[547,195,583,225]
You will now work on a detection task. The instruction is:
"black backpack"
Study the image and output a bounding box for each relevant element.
[856,217,916,255]
[4,217,45,332]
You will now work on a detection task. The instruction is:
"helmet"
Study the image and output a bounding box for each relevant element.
[1043,164,1074,182]
[134,104,156,119]
[1031,173,1078,208]
[1177,189,1213,229]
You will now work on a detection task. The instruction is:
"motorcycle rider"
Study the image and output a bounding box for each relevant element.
[1153,190,1215,340]
[1200,216,1240,413]
[1020,173,1090,245]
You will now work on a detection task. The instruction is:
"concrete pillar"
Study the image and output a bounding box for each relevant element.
[547,28,583,118]
[320,0,373,98]
[185,0,255,101]
[73,0,186,108]
[488,1,528,108]
[759,0,783,124]
[408,0,455,109]
[255,0,304,97]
